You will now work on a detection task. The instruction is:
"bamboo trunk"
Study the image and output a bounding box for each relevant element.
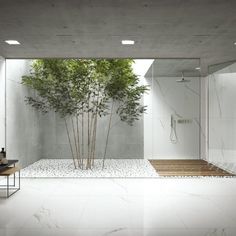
[81,112,84,169]
[71,117,80,167]
[91,114,98,167]
[64,118,77,169]
[86,110,91,169]
[76,115,82,168]
[102,100,114,169]
[88,114,94,160]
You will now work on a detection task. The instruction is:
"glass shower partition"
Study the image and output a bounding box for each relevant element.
[208,61,236,174]
[143,58,201,160]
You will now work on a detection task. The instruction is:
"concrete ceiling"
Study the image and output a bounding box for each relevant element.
[145,59,201,77]
[0,0,236,75]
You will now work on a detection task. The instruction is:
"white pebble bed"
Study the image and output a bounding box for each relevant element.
[21,159,158,178]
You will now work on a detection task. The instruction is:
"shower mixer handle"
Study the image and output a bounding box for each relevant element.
[171,114,174,128]
[170,114,178,144]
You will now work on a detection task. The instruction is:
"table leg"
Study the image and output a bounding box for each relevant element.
[19,170,20,189]
[7,176,9,198]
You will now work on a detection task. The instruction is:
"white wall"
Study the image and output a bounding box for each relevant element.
[0,56,5,148]
[144,75,200,159]
[6,59,42,168]
[208,62,236,174]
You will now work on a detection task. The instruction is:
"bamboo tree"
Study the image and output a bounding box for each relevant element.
[22,59,148,170]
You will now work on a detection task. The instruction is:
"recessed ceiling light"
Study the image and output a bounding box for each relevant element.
[5,40,20,45]
[121,40,135,45]
[234,42,236,45]
[195,67,201,70]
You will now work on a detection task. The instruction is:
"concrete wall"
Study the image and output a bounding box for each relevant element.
[144,75,200,159]
[0,56,5,148]
[208,62,236,174]
[40,104,143,159]
[6,59,42,168]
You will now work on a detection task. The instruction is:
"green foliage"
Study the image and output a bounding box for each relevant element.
[117,85,148,125]
[22,59,148,125]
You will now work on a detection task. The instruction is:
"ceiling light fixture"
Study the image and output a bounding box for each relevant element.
[5,40,20,45]
[195,67,201,70]
[234,42,236,45]
[121,40,135,45]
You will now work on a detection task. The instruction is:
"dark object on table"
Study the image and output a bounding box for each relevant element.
[0,147,6,157]
[0,148,8,164]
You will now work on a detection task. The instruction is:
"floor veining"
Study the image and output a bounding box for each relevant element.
[0,178,236,235]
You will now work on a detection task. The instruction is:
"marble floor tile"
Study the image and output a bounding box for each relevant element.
[0,178,236,236]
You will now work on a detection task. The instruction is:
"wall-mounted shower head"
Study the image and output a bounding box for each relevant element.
[176,71,191,83]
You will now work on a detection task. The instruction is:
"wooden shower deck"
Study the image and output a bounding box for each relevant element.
[149,159,235,177]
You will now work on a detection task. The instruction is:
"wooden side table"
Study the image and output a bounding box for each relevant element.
[0,160,20,198]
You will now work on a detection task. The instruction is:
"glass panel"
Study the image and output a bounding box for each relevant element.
[208,61,236,174]
[144,58,201,160]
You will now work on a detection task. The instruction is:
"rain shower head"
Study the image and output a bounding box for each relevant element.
[176,72,191,83]
[176,78,191,83]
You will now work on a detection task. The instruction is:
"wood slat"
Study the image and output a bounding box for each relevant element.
[150,159,208,162]
[157,172,232,176]
[149,160,235,177]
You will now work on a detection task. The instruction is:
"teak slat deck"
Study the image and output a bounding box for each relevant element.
[149,159,235,177]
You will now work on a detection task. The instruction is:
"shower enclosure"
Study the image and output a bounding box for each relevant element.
[143,59,201,160]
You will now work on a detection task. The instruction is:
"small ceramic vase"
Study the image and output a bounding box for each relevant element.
[1,158,8,164]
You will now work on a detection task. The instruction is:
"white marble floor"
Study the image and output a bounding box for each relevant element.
[0,178,236,235]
